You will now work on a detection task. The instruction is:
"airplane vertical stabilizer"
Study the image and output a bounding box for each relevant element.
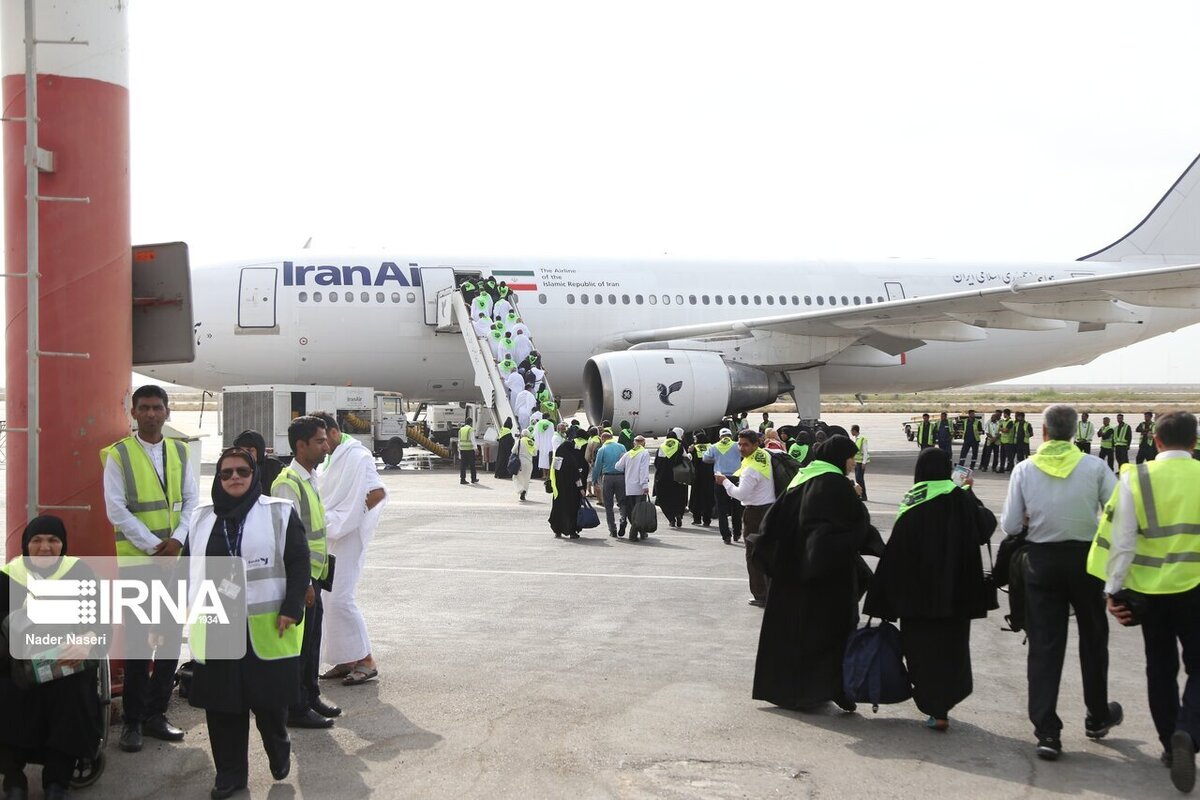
[1080,151,1200,264]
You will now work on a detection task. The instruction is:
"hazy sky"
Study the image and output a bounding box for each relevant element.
[5,1,1200,385]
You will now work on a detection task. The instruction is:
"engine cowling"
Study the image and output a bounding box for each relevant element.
[582,351,788,435]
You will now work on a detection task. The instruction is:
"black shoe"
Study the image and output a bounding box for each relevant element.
[519,491,526,501]
[617,527,626,537]
[1172,730,1196,792]
[1036,736,1062,761]
[143,713,185,742]
[460,480,468,485]
[1085,701,1124,739]
[471,479,480,483]
[748,599,766,607]
[270,750,291,781]
[287,708,334,729]
[118,721,143,752]
[210,782,246,799]
[723,537,732,544]
[609,531,617,538]
[832,694,857,713]
[311,698,342,718]
[569,533,580,539]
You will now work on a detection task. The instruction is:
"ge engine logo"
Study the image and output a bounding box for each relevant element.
[621,389,633,400]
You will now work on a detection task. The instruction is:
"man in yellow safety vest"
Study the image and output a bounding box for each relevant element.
[1088,410,1200,791]
[458,420,479,484]
[272,415,340,729]
[102,385,197,753]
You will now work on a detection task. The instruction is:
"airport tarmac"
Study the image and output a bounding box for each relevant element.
[22,443,1170,800]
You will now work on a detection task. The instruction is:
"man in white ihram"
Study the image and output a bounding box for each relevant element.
[312,412,386,686]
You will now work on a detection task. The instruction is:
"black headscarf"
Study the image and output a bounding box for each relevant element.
[232,429,267,466]
[811,434,857,470]
[211,448,262,521]
[21,515,67,557]
[914,447,953,482]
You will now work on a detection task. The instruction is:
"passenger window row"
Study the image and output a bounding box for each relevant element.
[557,293,888,306]
[297,291,418,304]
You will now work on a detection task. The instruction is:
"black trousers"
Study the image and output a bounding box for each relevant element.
[1022,542,1110,739]
[1142,585,1200,750]
[0,745,75,792]
[1115,447,1130,468]
[1101,447,1115,471]
[853,463,867,500]
[123,655,179,722]
[460,451,477,481]
[715,488,742,540]
[958,439,979,468]
[1076,441,1092,454]
[206,706,289,787]
[743,504,771,603]
[291,585,324,713]
[980,441,998,471]
[999,443,1014,472]
[1137,443,1158,464]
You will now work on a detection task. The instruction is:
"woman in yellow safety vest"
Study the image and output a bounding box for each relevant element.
[185,448,311,798]
[0,516,105,798]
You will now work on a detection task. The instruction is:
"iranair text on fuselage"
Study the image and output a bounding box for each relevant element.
[282,261,423,287]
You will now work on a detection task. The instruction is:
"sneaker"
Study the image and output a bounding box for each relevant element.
[1085,701,1124,739]
[1036,736,1062,761]
[1171,730,1196,792]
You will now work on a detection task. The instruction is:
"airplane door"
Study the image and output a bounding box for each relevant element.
[238,266,277,329]
[419,267,457,325]
[884,281,906,301]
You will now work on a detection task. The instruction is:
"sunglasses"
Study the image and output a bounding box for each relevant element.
[218,466,253,480]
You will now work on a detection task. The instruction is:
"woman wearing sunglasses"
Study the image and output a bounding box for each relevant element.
[184,448,310,799]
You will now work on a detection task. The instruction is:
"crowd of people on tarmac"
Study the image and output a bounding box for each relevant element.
[0,386,386,798]
[745,404,1200,795]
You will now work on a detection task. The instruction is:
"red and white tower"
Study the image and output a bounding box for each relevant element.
[2,0,132,556]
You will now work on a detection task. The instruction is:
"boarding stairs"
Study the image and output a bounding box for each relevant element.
[438,282,561,435]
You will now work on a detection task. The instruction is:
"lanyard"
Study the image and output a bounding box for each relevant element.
[222,518,245,557]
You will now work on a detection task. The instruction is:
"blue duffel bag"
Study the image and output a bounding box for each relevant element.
[577,498,601,529]
[843,618,911,712]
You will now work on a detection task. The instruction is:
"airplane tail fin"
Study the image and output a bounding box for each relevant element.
[1080,151,1200,264]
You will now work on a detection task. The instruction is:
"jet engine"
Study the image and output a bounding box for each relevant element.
[582,351,789,434]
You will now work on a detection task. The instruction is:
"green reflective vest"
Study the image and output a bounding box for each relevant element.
[917,422,935,447]
[1138,421,1157,446]
[101,436,189,562]
[1098,425,1115,450]
[854,435,868,464]
[459,425,474,446]
[2,554,80,585]
[1089,458,1200,595]
[272,467,328,580]
[1114,423,1132,447]
[998,418,1015,445]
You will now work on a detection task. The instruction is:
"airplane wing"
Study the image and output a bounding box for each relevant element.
[599,262,1200,357]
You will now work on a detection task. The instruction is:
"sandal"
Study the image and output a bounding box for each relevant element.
[342,666,379,686]
[319,664,353,680]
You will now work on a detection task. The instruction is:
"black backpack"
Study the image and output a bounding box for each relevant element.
[769,450,800,498]
[843,619,912,712]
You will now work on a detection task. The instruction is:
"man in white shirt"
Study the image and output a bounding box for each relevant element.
[716,430,776,606]
[1000,404,1122,761]
[102,385,197,752]
[615,436,652,540]
[312,413,386,687]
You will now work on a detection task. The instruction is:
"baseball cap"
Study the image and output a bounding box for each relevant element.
[719,427,732,436]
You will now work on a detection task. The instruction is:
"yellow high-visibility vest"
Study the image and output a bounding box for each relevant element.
[101,436,189,563]
[272,467,328,580]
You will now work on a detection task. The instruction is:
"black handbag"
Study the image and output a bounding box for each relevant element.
[577,498,601,529]
[981,542,1001,612]
[671,459,694,485]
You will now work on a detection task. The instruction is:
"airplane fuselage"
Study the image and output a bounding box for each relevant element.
[141,256,1196,398]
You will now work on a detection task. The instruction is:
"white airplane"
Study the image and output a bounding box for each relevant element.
[142,152,1200,434]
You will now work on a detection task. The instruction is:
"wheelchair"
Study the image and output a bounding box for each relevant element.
[70,657,112,788]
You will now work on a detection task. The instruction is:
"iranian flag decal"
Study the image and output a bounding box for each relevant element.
[492,269,538,291]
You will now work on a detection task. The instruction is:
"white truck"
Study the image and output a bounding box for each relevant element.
[222,385,410,466]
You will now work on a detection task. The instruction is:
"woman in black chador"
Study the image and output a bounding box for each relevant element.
[653,428,689,528]
[863,447,996,730]
[751,435,882,711]
[688,432,715,527]
[547,438,584,539]
[494,417,515,480]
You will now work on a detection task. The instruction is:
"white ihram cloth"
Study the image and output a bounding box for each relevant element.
[535,423,557,469]
[514,436,534,495]
[493,298,514,320]
[318,437,387,665]
[514,390,537,430]
[513,333,533,365]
